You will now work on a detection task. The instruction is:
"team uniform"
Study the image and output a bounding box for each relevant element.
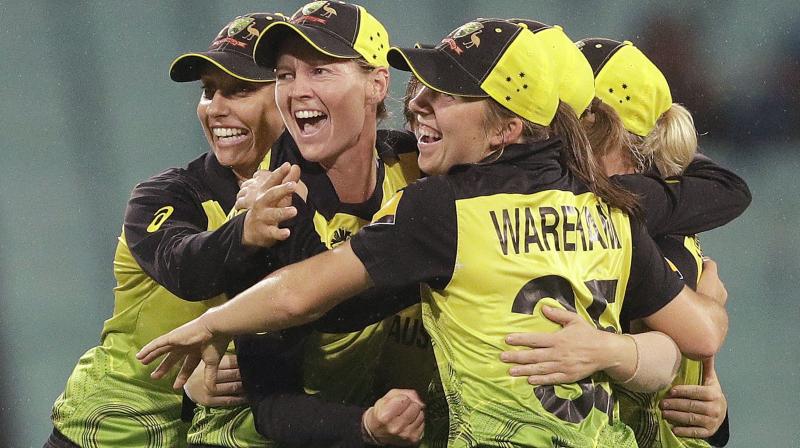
[187,129,434,448]
[48,149,275,448]
[345,138,686,448]
[617,234,729,448]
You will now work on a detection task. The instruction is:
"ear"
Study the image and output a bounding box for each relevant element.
[488,116,525,147]
[365,66,390,107]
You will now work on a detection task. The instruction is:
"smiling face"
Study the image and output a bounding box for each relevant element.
[408,86,498,175]
[274,36,386,167]
[196,66,284,179]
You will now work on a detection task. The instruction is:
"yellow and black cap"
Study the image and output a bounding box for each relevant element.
[253,1,390,69]
[510,19,594,117]
[577,38,672,136]
[170,12,288,83]
[388,19,559,126]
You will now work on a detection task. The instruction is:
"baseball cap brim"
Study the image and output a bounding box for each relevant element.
[253,21,361,69]
[387,46,488,97]
[170,51,276,83]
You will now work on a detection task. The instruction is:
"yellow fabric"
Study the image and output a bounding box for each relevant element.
[353,5,390,68]
[595,42,672,136]
[535,26,594,117]
[53,228,227,447]
[618,235,708,448]
[419,190,633,446]
[480,27,559,125]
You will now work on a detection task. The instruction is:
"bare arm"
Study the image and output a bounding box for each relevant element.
[502,306,680,392]
[137,241,373,388]
[641,285,727,360]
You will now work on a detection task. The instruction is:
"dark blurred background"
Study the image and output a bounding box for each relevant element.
[1,1,797,446]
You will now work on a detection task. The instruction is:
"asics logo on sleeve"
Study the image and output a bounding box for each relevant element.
[147,206,175,232]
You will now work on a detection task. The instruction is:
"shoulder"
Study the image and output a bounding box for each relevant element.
[129,153,210,202]
[377,129,419,159]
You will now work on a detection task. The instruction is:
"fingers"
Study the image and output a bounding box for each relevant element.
[149,351,184,379]
[204,360,220,394]
[377,395,425,436]
[257,181,297,209]
[282,164,301,185]
[661,409,715,437]
[540,306,580,326]
[666,385,717,402]
[174,353,201,389]
[506,360,560,378]
[211,380,244,396]
[504,332,554,349]
[501,347,552,367]
[214,366,242,384]
[136,337,175,365]
[701,258,718,277]
[527,372,571,385]
[203,394,249,408]
[218,354,239,370]
[670,425,714,439]
[386,388,425,407]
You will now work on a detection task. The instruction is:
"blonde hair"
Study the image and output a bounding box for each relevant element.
[484,99,640,216]
[640,103,697,176]
[587,99,698,177]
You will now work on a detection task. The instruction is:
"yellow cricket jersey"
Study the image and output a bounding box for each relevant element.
[205,130,427,448]
[52,148,272,448]
[617,235,712,448]
[351,139,685,448]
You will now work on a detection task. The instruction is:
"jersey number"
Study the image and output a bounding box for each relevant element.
[511,275,619,423]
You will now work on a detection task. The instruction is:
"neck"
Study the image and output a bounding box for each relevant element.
[322,126,378,204]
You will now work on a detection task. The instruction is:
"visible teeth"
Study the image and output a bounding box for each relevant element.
[294,110,326,119]
[416,125,441,141]
[212,127,245,138]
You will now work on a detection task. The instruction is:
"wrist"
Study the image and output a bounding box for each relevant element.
[361,407,380,445]
[604,332,638,382]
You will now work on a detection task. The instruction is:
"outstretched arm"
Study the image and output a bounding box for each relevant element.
[136,241,372,388]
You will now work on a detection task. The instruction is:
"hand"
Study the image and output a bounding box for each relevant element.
[184,354,246,407]
[236,163,299,210]
[697,258,727,306]
[136,315,231,391]
[661,358,727,439]
[501,306,615,385]
[362,389,425,446]
[239,163,302,248]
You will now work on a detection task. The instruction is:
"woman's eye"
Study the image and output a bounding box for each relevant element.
[276,72,294,81]
[201,87,215,99]
[312,67,326,75]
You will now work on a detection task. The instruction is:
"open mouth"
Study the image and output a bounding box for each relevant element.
[212,127,249,145]
[416,124,442,144]
[294,109,328,136]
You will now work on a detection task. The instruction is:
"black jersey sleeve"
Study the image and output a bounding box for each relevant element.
[350,176,458,291]
[123,173,263,301]
[235,330,367,448]
[276,194,422,333]
[621,221,686,322]
[613,154,751,237]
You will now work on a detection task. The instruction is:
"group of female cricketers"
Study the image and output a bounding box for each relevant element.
[49,1,750,447]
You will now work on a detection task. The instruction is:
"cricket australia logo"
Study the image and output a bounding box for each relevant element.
[330,228,352,247]
[228,17,254,37]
